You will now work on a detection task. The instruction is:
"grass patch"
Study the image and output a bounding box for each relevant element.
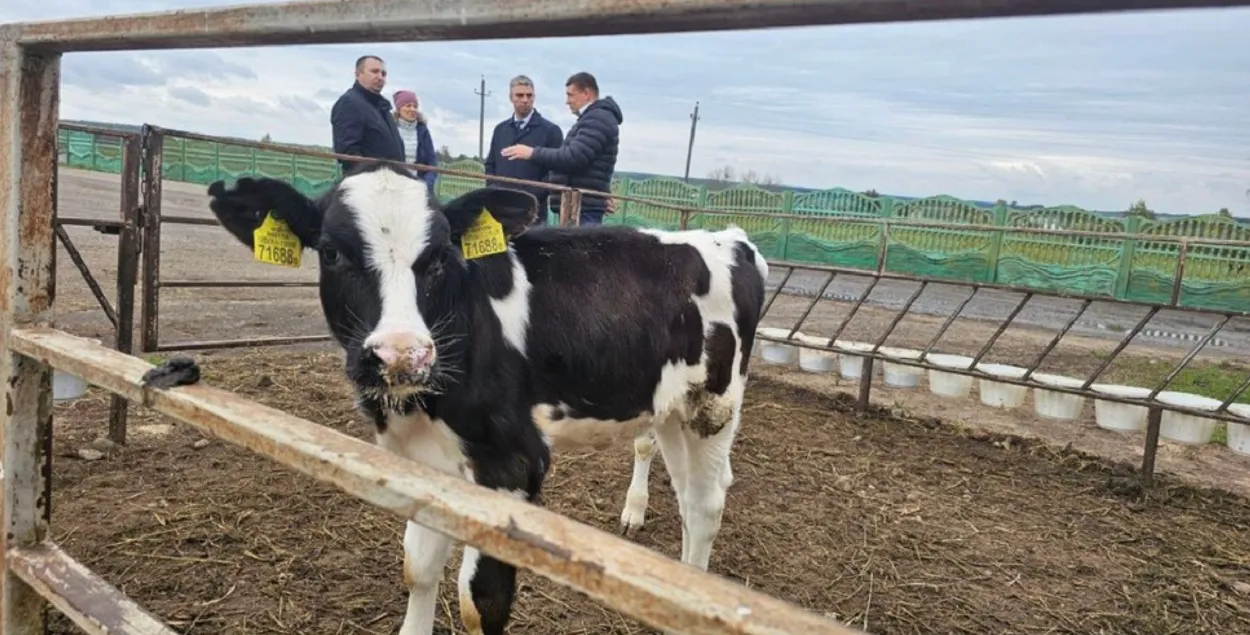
[1092,352,1250,445]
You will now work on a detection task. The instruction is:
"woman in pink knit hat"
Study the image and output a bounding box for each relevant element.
[392,89,438,190]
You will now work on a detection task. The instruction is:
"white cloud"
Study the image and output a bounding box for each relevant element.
[3,1,1248,216]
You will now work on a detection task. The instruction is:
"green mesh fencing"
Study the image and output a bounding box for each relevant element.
[56,127,1250,312]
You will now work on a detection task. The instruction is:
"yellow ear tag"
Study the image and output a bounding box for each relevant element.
[460,209,508,260]
[252,211,302,268]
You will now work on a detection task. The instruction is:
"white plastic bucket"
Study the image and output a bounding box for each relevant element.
[924,353,975,398]
[976,363,1029,408]
[756,327,799,366]
[793,333,838,373]
[1226,404,1250,457]
[879,346,923,388]
[53,338,100,402]
[1154,391,1220,445]
[1089,384,1151,432]
[834,341,875,381]
[1030,373,1087,421]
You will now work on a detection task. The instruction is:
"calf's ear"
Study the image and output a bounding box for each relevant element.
[207,177,324,250]
[442,186,538,244]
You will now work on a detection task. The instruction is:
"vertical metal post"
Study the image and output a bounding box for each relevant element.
[1169,239,1190,307]
[1141,407,1163,488]
[108,136,142,444]
[559,190,582,227]
[856,358,875,413]
[139,126,164,352]
[0,39,60,634]
[683,101,700,182]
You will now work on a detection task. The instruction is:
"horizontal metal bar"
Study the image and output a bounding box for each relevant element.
[56,217,126,230]
[769,258,1250,318]
[56,122,140,139]
[7,541,178,635]
[12,0,1244,53]
[157,215,218,227]
[153,334,333,352]
[9,327,862,635]
[159,280,318,289]
[757,333,1250,426]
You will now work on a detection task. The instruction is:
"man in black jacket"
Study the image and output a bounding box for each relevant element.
[501,72,622,226]
[483,75,564,225]
[330,55,406,176]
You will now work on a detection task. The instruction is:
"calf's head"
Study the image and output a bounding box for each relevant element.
[207,163,537,400]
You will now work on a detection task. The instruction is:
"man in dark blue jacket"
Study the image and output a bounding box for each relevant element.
[484,75,564,225]
[330,55,406,176]
[502,72,622,226]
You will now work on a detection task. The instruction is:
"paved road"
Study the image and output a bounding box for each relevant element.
[764,268,1250,354]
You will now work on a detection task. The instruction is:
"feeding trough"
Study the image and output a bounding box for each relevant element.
[1089,384,1151,432]
[923,353,975,398]
[755,327,800,366]
[878,346,923,388]
[1030,373,1087,421]
[1225,404,1250,457]
[1154,391,1220,445]
[794,333,838,373]
[976,363,1029,408]
[833,341,876,381]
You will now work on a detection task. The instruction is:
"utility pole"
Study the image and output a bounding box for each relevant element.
[683,101,700,182]
[474,75,491,160]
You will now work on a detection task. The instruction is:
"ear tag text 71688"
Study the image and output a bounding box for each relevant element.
[253,211,302,268]
[460,209,508,260]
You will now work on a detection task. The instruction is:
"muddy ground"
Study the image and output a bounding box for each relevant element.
[39,168,1250,634]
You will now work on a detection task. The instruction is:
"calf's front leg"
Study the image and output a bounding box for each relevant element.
[456,463,546,635]
[399,520,454,635]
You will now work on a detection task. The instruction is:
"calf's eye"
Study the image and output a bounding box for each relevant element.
[320,247,340,266]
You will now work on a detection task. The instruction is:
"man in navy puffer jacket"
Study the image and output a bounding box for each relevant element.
[502,72,622,226]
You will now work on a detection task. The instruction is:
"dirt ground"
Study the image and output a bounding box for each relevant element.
[47,352,1250,635]
[40,167,1250,634]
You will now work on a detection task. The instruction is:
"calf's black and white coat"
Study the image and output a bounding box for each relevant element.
[206,163,768,635]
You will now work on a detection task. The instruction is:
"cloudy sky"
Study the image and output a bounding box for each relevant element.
[3,1,1248,216]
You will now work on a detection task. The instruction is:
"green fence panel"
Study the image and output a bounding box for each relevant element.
[887,195,997,283]
[704,185,787,259]
[786,188,885,270]
[620,177,701,231]
[434,159,487,203]
[997,205,1127,298]
[1126,214,1250,311]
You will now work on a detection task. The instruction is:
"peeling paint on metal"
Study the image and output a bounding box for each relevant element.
[10,0,1247,53]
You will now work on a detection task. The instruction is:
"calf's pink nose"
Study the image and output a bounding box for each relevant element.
[365,330,435,372]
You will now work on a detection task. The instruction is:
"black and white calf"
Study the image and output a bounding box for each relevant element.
[206,163,767,635]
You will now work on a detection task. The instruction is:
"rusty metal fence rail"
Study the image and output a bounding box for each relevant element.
[5,1,1250,634]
